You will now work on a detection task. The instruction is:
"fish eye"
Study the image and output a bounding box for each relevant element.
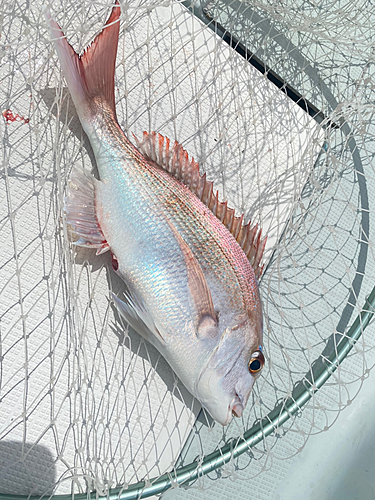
[248,350,265,374]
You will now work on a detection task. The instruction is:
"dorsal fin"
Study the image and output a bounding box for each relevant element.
[134,131,267,278]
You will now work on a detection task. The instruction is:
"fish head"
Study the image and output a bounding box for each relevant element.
[195,315,265,426]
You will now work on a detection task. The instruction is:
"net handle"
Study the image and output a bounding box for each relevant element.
[1,285,374,500]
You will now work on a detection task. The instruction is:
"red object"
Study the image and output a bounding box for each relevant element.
[111,253,119,271]
[3,109,30,124]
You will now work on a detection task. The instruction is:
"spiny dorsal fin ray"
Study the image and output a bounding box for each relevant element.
[134,131,267,278]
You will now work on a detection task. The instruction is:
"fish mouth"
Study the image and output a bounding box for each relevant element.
[232,402,244,418]
[224,393,244,424]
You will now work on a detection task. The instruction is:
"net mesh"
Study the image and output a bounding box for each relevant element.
[0,0,374,498]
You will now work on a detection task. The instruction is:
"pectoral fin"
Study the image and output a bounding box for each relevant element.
[167,221,218,339]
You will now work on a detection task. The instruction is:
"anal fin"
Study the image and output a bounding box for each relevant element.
[64,168,109,255]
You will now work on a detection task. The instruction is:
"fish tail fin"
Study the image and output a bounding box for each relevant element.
[44,1,120,126]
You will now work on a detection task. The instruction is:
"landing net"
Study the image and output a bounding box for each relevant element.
[0,0,374,499]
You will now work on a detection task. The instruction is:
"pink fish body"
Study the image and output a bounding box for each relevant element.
[45,1,266,426]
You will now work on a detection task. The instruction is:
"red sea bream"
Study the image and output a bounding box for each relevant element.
[45,1,266,426]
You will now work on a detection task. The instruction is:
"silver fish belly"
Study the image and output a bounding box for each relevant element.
[46,1,266,426]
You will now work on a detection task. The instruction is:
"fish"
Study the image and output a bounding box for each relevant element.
[45,0,266,426]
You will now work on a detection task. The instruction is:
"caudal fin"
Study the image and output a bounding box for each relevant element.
[44,1,120,125]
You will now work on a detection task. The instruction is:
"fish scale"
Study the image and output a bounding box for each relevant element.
[46,0,266,426]
[95,113,255,314]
